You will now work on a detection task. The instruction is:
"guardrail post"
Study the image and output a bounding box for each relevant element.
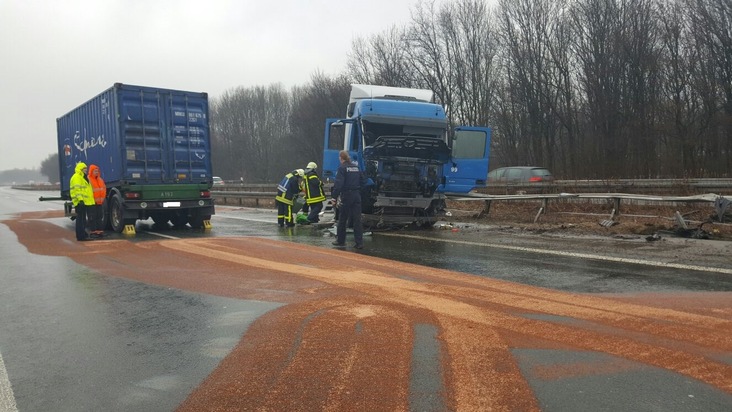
[482,200,492,216]
[541,198,548,214]
[534,207,544,223]
[613,197,621,215]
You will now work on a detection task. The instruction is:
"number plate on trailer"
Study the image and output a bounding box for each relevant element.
[163,202,181,208]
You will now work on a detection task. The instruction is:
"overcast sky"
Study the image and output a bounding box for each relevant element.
[0,0,450,171]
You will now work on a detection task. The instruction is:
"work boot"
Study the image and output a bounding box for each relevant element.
[332,241,345,247]
[353,244,364,249]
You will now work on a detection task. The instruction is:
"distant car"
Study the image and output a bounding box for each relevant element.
[487,167,554,183]
[212,176,225,185]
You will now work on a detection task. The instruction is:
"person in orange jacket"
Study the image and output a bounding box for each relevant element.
[88,164,107,237]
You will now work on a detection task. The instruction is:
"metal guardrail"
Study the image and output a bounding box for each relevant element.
[480,178,732,196]
[213,191,275,207]
[212,185,732,224]
[219,178,732,194]
[447,192,732,222]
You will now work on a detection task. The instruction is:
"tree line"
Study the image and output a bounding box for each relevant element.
[211,0,731,182]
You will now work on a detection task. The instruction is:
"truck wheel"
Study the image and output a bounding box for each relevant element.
[171,212,189,228]
[189,214,211,229]
[110,194,125,233]
[151,212,171,226]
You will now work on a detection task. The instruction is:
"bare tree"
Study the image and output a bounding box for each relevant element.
[440,0,499,126]
[210,84,292,183]
[347,27,417,87]
[569,0,629,178]
[405,0,456,112]
[289,72,352,170]
[496,0,568,171]
[620,0,663,178]
[657,0,706,177]
[404,0,500,136]
[686,0,732,176]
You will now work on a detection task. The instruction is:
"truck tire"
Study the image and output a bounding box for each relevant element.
[189,212,211,229]
[109,194,133,233]
[171,211,189,228]
[151,212,171,226]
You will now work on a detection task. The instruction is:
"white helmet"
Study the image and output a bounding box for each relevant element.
[296,169,305,177]
[306,162,317,169]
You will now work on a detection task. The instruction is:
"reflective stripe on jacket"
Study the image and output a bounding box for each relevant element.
[88,164,106,205]
[70,162,94,207]
[303,172,326,204]
[275,172,299,205]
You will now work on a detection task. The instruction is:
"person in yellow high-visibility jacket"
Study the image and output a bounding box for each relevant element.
[302,162,326,223]
[69,162,95,241]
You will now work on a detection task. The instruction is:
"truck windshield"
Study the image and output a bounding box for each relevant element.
[362,121,445,147]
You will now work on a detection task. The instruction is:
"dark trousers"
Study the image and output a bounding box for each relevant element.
[336,192,363,246]
[276,200,294,226]
[306,201,323,223]
[88,204,104,232]
[75,203,88,240]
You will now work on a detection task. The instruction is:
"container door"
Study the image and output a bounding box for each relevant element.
[118,87,210,184]
[168,94,210,183]
[118,88,168,183]
[440,126,491,193]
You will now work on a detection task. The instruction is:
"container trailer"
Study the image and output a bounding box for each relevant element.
[54,83,215,232]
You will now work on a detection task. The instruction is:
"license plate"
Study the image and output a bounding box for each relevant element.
[163,202,181,208]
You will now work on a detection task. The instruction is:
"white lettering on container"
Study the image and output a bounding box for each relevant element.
[74,131,107,159]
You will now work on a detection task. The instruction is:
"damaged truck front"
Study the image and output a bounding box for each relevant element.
[322,84,491,228]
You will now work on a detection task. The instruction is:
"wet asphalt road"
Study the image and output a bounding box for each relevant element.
[1,187,731,411]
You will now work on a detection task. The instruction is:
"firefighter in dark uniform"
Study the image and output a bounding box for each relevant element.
[302,162,326,223]
[275,169,304,227]
[331,150,365,249]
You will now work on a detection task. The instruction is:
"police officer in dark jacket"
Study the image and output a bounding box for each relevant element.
[331,150,365,249]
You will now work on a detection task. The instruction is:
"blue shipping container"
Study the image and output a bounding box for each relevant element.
[57,83,212,196]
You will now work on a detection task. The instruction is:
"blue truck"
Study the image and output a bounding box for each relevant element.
[55,83,215,232]
[322,84,491,228]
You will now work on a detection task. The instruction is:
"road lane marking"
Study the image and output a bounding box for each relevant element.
[0,351,18,412]
[215,215,276,224]
[381,233,732,275]
[145,232,180,240]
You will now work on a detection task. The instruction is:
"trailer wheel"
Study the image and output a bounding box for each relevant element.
[151,212,171,226]
[189,213,211,229]
[110,194,125,233]
[171,212,189,228]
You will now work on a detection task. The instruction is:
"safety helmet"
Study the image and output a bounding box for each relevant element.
[296,169,305,177]
[306,162,317,169]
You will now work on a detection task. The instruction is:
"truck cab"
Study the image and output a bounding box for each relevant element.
[323,84,491,227]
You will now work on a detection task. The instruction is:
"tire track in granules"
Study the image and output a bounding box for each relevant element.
[7,215,729,411]
[162,238,731,410]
